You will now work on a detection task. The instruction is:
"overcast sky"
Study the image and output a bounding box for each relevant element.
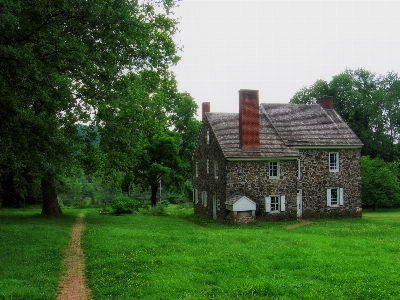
[170,0,400,118]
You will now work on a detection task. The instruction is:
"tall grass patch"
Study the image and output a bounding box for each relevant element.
[83,208,400,299]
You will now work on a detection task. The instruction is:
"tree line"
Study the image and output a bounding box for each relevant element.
[291,68,400,209]
[0,0,200,214]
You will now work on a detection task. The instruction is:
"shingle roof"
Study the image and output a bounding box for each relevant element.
[206,112,299,159]
[206,103,363,159]
[260,103,363,147]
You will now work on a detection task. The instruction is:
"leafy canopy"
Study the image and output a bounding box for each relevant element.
[0,0,181,212]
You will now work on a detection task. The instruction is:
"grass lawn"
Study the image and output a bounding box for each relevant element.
[1,206,400,299]
[0,208,79,300]
[82,207,400,300]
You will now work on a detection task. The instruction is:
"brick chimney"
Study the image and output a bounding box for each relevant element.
[202,102,210,120]
[239,89,260,150]
[316,96,334,109]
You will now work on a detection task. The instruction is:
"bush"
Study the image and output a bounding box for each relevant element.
[141,200,150,211]
[111,196,140,214]
[150,203,168,215]
[160,199,169,207]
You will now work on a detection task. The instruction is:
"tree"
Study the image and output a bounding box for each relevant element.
[133,131,185,206]
[290,68,400,161]
[361,156,400,210]
[96,69,200,206]
[0,0,179,214]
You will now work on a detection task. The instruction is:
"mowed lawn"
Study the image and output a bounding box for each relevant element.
[1,207,400,299]
[82,208,400,300]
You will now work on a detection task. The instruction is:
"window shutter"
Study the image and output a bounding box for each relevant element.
[339,188,344,206]
[265,197,271,212]
[327,189,331,207]
[280,196,286,212]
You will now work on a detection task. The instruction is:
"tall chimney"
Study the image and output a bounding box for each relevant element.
[316,96,334,109]
[239,89,260,150]
[202,102,210,120]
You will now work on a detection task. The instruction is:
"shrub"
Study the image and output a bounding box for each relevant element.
[160,199,169,207]
[150,203,168,215]
[141,200,150,211]
[111,196,140,214]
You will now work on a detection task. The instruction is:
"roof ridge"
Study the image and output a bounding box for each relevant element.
[260,104,287,145]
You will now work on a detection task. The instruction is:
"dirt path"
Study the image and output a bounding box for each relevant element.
[57,214,92,300]
[286,219,312,229]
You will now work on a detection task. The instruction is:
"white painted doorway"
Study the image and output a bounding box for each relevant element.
[297,189,303,218]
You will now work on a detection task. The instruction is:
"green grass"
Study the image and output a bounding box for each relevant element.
[0,207,80,300]
[1,207,400,299]
[83,207,400,300]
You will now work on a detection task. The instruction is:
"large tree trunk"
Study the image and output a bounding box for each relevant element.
[151,185,158,207]
[41,174,62,215]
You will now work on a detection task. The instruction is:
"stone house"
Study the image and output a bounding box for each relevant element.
[192,89,363,222]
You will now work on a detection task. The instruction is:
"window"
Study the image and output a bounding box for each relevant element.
[327,188,344,207]
[214,161,218,179]
[216,198,220,211]
[206,159,209,173]
[265,195,286,212]
[202,191,207,207]
[194,189,198,204]
[271,196,279,211]
[206,130,210,144]
[329,152,339,172]
[195,162,198,177]
[269,161,280,178]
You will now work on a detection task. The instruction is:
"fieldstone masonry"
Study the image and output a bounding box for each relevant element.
[299,148,362,218]
[193,92,363,222]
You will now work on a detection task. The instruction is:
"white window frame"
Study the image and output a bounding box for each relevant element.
[214,161,218,179]
[216,198,220,211]
[195,162,198,177]
[269,161,280,179]
[202,191,207,207]
[265,195,286,212]
[327,188,344,207]
[206,130,210,144]
[329,152,339,172]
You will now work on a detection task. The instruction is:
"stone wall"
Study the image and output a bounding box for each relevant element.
[192,117,227,219]
[225,211,255,224]
[298,148,362,218]
[226,160,298,221]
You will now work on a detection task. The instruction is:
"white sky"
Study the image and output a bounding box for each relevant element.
[170,0,400,118]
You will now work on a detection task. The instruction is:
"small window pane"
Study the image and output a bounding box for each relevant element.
[329,152,339,171]
[330,188,338,205]
[271,196,279,211]
[269,162,279,178]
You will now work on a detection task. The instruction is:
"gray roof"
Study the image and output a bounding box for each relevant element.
[261,103,363,147]
[206,103,362,159]
[206,112,299,159]
[225,193,243,205]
